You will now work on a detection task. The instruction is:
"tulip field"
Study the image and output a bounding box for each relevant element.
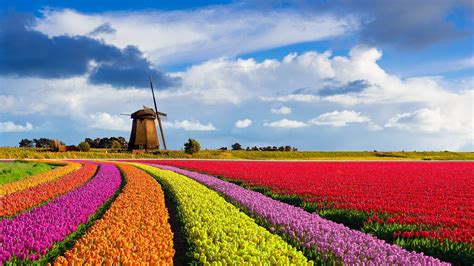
[1,160,472,264]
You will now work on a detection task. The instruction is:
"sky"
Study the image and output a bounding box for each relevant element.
[0,0,473,151]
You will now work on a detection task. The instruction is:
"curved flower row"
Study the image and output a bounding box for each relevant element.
[0,163,121,263]
[0,161,81,196]
[55,163,174,265]
[135,164,309,264]
[1,163,98,217]
[154,164,448,265]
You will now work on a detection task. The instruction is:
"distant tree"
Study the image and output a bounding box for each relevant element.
[278,146,284,151]
[184,138,201,154]
[92,138,100,148]
[33,138,57,149]
[116,136,128,148]
[245,147,251,151]
[284,145,292,151]
[78,141,91,152]
[98,138,112,149]
[84,138,95,148]
[251,146,259,151]
[231,143,242,150]
[19,139,34,148]
[218,147,228,151]
[111,140,122,150]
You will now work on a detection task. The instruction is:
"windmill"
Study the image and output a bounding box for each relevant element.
[124,77,167,151]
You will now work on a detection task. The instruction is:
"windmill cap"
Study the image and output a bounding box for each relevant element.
[131,107,156,119]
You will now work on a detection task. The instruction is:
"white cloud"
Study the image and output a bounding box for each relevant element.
[308,110,370,127]
[163,120,216,131]
[1,45,472,150]
[271,106,292,115]
[264,119,308,128]
[385,108,448,133]
[235,119,252,128]
[35,8,358,65]
[368,122,383,131]
[88,112,130,131]
[0,121,34,132]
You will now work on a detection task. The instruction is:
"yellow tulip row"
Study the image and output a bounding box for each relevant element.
[54,163,175,265]
[136,164,310,265]
[0,161,81,196]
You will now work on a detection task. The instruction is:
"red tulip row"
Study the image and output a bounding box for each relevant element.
[148,160,473,246]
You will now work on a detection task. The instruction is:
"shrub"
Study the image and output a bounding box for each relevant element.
[184,139,200,154]
[231,143,242,150]
[78,141,91,152]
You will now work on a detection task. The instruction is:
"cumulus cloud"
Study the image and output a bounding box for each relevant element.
[235,119,252,128]
[34,8,358,65]
[271,106,292,115]
[308,110,370,127]
[0,121,34,132]
[263,110,381,130]
[164,120,216,131]
[88,112,130,131]
[0,13,178,88]
[385,108,447,133]
[264,119,308,128]
[1,43,472,149]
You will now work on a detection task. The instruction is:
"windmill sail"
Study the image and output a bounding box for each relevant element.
[149,77,167,150]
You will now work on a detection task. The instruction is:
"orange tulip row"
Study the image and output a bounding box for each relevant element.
[54,163,174,265]
[0,161,81,196]
[1,163,98,217]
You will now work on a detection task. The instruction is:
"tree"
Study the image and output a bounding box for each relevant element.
[98,138,111,149]
[19,139,33,148]
[78,141,91,152]
[231,143,242,150]
[184,138,201,154]
[33,138,57,149]
[84,138,95,148]
[111,140,122,150]
[93,138,101,148]
[116,137,128,149]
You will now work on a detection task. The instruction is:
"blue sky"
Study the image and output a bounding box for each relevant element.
[1,0,473,150]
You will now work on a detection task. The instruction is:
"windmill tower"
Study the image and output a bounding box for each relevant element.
[126,77,167,151]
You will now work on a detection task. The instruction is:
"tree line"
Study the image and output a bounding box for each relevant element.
[221,143,298,152]
[19,137,128,150]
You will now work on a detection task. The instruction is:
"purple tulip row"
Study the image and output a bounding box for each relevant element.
[0,163,121,263]
[153,164,448,265]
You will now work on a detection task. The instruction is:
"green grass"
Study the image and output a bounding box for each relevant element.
[0,161,56,185]
[0,147,473,160]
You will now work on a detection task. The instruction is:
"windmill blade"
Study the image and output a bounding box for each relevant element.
[159,115,168,122]
[149,76,167,150]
